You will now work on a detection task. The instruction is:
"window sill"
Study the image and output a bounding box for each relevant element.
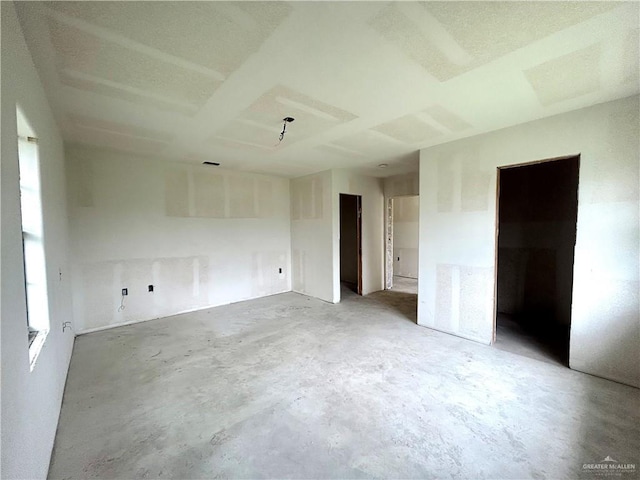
[29,329,48,371]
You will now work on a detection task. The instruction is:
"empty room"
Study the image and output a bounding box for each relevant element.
[1,1,638,479]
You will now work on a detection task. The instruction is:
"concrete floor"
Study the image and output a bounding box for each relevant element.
[494,314,569,367]
[390,275,418,294]
[50,290,639,479]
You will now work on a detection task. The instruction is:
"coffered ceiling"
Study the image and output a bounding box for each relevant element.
[15,1,639,178]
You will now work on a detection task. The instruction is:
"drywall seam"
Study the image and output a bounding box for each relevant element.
[74,289,292,335]
[418,95,639,387]
[67,145,292,332]
[331,169,385,302]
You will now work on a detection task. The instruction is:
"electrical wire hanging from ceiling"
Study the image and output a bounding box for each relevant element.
[277,117,295,144]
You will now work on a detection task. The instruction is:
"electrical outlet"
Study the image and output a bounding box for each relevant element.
[278,268,282,274]
[122,288,128,296]
[148,285,154,292]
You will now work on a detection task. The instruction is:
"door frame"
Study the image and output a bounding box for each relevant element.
[339,193,363,296]
[385,194,419,290]
[356,195,363,295]
[492,153,580,344]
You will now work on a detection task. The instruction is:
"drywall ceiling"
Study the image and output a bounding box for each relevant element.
[15,1,639,178]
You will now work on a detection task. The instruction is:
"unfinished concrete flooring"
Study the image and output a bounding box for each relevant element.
[390,276,418,295]
[50,290,639,479]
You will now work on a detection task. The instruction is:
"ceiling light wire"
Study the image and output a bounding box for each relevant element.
[276,117,295,145]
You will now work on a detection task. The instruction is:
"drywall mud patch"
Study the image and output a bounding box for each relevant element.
[332,130,399,156]
[67,114,172,143]
[73,123,169,155]
[384,173,419,198]
[216,85,357,149]
[301,180,314,219]
[59,70,199,116]
[292,249,306,293]
[459,266,492,339]
[157,256,209,311]
[373,114,443,144]
[165,168,276,219]
[229,176,256,218]
[47,18,220,107]
[312,176,324,219]
[291,180,302,221]
[80,256,209,329]
[424,105,472,132]
[316,144,364,159]
[525,44,602,106]
[394,195,419,222]
[121,259,154,320]
[292,175,324,220]
[212,122,278,151]
[257,180,274,218]
[435,264,453,330]
[369,2,460,81]
[371,2,614,81]
[48,1,293,76]
[251,251,288,298]
[194,173,225,218]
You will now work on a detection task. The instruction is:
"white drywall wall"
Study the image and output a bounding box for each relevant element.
[419,95,639,387]
[290,169,384,303]
[66,145,291,332]
[393,196,419,279]
[1,3,75,478]
[332,170,385,301]
[384,172,419,199]
[290,170,334,303]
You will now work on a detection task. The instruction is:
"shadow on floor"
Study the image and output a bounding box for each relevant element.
[342,281,358,294]
[371,290,417,323]
[494,313,569,367]
[340,282,417,323]
[343,276,418,323]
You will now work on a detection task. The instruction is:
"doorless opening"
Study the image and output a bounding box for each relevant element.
[389,195,419,295]
[339,194,362,295]
[494,155,579,366]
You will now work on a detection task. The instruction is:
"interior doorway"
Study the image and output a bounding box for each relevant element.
[339,194,362,295]
[494,156,579,366]
[388,195,419,295]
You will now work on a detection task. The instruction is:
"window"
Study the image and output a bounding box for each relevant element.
[17,108,49,370]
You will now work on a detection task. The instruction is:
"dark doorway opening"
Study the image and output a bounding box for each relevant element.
[494,156,579,366]
[340,194,362,295]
